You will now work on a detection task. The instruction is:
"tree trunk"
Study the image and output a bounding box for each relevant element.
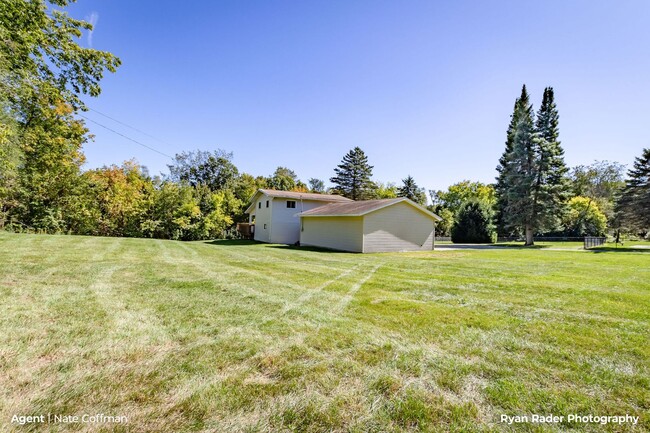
[525,224,534,246]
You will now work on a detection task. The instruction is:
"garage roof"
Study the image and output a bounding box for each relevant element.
[299,197,442,220]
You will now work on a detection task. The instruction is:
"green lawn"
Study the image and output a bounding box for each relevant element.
[0,233,648,432]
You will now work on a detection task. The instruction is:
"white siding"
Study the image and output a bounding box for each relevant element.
[252,197,272,242]
[270,199,333,244]
[300,216,363,252]
[362,201,434,252]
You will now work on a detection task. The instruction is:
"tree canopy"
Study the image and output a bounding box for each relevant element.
[330,147,376,200]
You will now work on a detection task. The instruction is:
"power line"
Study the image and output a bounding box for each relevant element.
[78,113,174,159]
[88,107,175,148]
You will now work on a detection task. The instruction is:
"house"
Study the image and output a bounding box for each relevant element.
[244,189,352,244]
[299,197,442,253]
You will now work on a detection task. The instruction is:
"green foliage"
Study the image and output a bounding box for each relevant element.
[308,178,325,193]
[330,147,376,200]
[167,149,239,190]
[433,207,454,237]
[451,200,496,243]
[616,148,650,232]
[375,182,398,199]
[571,161,625,225]
[431,180,495,215]
[563,196,607,236]
[0,0,121,111]
[397,175,427,205]
[266,166,306,191]
[0,0,120,233]
[495,86,570,244]
[139,182,240,240]
[84,160,153,237]
[11,101,89,232]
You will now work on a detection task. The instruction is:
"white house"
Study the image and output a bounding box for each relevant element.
[245,189,352,244]
[299,198,442,253]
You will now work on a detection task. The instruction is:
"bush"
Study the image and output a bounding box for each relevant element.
[451,200,496,243]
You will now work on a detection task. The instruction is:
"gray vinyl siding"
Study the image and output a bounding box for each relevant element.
[362,201,434,252]
[300,216,363,252]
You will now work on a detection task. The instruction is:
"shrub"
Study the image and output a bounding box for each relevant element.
[451,200,496,243]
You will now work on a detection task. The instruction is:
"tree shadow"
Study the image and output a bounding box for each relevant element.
[588,246,650,253]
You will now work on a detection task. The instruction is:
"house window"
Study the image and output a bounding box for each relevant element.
[287,200,296,209]
[258,202,261,209]
[266,200,269,208]
[264,224,267,229]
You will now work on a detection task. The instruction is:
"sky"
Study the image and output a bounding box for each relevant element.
[65,0,650,193]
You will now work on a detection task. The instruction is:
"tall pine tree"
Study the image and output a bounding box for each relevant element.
[496,86,569,245]
[330,147,376,200]
[532,87,570,233]
[616,148,650,231]
[495,85,531,234]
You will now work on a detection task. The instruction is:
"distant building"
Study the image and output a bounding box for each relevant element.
[244,189,352,245]
[244,189,442,253]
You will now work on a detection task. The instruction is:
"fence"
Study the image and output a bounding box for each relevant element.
[584,236,606,249]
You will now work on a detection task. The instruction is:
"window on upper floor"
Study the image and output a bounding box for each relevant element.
[258,202,261,209]
[266,200,269,208]
[287,200,296,209]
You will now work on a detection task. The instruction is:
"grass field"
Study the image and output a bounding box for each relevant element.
[0,232,648,432]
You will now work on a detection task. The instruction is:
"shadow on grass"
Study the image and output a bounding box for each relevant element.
[202,239,353,254]
[267,244,353,254]
[588,247,650,253]
[203,239,260,246]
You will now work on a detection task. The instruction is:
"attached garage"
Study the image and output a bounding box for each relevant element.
[299,198,442,253]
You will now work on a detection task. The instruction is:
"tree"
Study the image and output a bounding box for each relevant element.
[375,182,398,199]
[0,0,120,232]
[563,196,607,237]
[496,86,570,245]
[0,0,120,111]
[266,167,306,191]
[433,207,454,237]
[495,86,530,234]
[84,160,153,237]
[430,181,495,216]
[531,87,570,233]
[616,148,650,231]
[330,147,376,200]
[397,175,427,205]
[308,178,325,193]
[167,149,239,190]
[451,200,496,243]
[571,160,625,221]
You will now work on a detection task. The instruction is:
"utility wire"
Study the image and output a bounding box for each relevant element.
[88,107,175,148]
[78,113,174,159]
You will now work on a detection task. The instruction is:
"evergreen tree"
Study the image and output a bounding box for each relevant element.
[495,85,531,234]
[531,87,570,233]
[451,200,496,243]
[616,148,650,231]
[496,86,569,245]
[330,147,376,200]
[397,175,427,205]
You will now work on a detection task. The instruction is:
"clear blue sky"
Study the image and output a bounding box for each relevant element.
[66,0,650,193]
